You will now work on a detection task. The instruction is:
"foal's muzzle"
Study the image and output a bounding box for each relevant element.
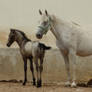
[6,42,11,47]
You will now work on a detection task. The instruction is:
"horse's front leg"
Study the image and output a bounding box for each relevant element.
[61,51,71,87]
[69,48,77,87]
[23,57,27,85]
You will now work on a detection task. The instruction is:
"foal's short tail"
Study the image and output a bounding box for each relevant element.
[39,43,51,50]
[44,46,51,50]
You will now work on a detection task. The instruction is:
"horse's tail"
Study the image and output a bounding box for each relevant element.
[39,43,51,50]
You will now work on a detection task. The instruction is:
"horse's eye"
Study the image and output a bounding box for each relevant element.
[43,21,47,26]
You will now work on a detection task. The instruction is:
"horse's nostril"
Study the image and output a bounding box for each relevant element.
[37,34,40,36]
[36,33,42,39]
[36,34,40,37]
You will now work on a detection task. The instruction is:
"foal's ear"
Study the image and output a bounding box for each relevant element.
[39,9,42,15]
[45,10,48,16]
[10,29,15,34]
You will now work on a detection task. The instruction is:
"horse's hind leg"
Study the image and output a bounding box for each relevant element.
[23,57,27,85]
[29,57,36,86]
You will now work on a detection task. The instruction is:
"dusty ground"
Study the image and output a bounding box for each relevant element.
[0,82,92,92]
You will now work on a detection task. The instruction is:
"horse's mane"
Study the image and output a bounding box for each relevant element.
[72,21,80,26]
[51,15,69,25]
[11,28,31,41]
[51,15,80,28]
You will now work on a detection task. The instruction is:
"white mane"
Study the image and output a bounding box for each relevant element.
[51,15,80,32]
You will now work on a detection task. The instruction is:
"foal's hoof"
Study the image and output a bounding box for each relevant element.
[37,80,42,88]
[33,82,36,86]
[33,79,36,86]
[37,84,42,88]
[71,82,77,88]
[22,82,26,86]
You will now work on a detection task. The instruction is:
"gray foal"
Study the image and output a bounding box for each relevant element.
[7,29,51,87]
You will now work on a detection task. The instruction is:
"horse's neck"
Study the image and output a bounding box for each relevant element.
[50,19,62,40]
[50,15,72,40]
[50,27,59,39]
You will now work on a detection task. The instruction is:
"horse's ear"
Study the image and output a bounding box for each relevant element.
[39,9,42,15]
[45,10,48,16]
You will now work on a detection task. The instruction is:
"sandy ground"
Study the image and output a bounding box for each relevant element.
[0,82,91,92]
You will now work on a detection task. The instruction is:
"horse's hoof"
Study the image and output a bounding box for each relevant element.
[65,81,71,87]
[71,82,77,88]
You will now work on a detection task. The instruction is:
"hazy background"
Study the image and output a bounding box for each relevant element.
[0,0,92,84]
[0,0,92,30]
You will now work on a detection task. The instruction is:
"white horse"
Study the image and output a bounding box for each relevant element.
[36,10,92,87]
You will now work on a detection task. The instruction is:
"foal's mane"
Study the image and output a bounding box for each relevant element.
[11,28,31,41]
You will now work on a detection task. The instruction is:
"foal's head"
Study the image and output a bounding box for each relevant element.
[7,29,16,47]
[7,29,30,47]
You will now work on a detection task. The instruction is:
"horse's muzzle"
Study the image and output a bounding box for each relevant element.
[36,33,42,39]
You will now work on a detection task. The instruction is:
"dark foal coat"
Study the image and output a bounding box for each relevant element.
[7,29,51,87]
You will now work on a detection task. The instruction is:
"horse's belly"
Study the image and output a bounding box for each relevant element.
[77,37,92,56]
[77,51,92,57]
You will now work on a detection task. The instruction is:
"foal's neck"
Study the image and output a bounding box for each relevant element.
[16,38,24,48]
[15,33,30,48]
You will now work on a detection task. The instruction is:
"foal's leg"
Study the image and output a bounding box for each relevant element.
[29,57,36,85]
[23,57,27,85]
[34,58,41,87]
[61,52,71,86]
[69,48,77,87]
[39,58,43,87]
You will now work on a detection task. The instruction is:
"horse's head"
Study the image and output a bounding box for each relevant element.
[7,29,16,47]
[36,10,52,39]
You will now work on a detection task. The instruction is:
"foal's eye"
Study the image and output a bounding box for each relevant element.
[10,36,13,39]
[10,34,14,39]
